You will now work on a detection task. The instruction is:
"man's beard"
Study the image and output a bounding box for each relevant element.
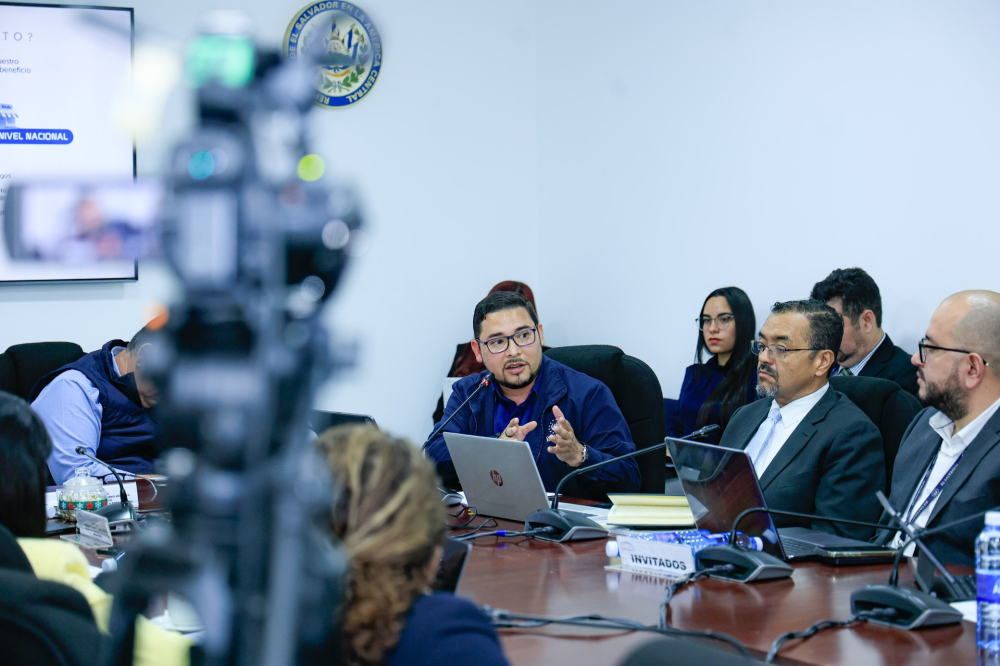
[495,360,537,390]
[756,363,779,399]
[920,366,969,423]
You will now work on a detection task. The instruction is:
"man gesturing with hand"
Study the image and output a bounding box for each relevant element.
[425,291,639,500]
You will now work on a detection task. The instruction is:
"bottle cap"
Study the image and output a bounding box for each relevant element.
[986,511,1000,527]
[605,540,619,558]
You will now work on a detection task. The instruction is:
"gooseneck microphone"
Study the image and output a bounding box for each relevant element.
[727,507,887,547]
[698,506,890,584]
[875,491,955,588]
[525,426,720,543]
[422,372,494,452]
[74,446,137,524]
[846,491,988,630]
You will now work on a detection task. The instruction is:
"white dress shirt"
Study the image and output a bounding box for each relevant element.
[32,346,126,484]
[891,395,1000,553]
[755,383,830,476]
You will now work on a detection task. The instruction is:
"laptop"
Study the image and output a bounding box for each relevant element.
[433,538,472,593]
[667,439,897,563]
[443,433,550,521]
[915,552,976,602]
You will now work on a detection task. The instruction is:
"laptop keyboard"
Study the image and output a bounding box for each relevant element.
[779,537,817,558]
[939,574,977,602]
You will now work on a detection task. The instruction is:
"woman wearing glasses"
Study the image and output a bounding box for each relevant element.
[668,287,759,444]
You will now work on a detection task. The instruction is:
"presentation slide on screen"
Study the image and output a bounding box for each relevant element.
[0,3,135,281]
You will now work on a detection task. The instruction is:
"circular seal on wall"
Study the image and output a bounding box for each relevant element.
[284,2,383,108]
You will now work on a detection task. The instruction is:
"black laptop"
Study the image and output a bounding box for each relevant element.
[667,439,897,564]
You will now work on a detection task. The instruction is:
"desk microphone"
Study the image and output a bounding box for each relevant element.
[74,446,137,524]
[422,372,494,452]
[846,492,988,629]
[525,426,720,543]
[698,506,889,584]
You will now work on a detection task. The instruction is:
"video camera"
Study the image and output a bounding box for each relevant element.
[6,14,361,666]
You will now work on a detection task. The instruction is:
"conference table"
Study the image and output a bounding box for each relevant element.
[58,481,976,664]
[453,510,976,666]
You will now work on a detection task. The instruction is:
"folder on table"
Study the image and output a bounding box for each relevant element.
[606,494,695,527]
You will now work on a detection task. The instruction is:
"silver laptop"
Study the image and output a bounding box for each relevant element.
[443,433,549,521]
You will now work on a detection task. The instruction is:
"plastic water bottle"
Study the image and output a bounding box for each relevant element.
[977,510,1000,664]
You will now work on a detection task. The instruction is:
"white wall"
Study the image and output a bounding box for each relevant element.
[535,0,1000,402]
[4,1,1000,443]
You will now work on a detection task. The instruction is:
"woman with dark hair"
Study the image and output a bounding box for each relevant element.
[316,425,508,666]
[667,287,759,444]
[0,391,191,666]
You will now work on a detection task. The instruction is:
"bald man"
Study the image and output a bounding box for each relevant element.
[872,291,1000,566]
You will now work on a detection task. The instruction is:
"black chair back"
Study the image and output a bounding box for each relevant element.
[0,342,85,400]
[829,375,922,493]
[545,345,666,494]
[0,568,104,666]
[619,637,759,666]
[309,410,378,435]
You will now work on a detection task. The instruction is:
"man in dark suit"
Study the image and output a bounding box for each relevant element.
[873,290,1000,566]
[811,267,918,396]
[719,299,885,541]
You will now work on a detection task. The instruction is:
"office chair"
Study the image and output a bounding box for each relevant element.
[545,345,667,494]
[829,374,922,493]
[0,342,85,400]
[618,637,760,665]
[309,410,378,435]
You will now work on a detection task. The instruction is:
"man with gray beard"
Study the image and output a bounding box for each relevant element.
[719,299,885,540]
[872,291,1000,566]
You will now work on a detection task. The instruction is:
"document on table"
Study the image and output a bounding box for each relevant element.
[951,600,976,623]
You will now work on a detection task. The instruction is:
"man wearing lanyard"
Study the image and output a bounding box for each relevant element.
[873,291,1000,567]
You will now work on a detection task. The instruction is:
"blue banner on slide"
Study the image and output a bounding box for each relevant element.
[0,128,74,144]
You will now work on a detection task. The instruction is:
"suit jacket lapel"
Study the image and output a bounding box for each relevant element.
[757,388,836,491]
[927,410,1000,525]
[857,334,893,378]
[891,423,940,511]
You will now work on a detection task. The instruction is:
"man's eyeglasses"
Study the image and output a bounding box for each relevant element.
[478,328,538,354]
[917,337,990,366]
[698,314,735,331]
[751,340,820,360]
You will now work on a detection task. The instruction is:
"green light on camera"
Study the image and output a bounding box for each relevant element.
[188,151,215,180]
[186,35,255,88]
[298,154,326,182]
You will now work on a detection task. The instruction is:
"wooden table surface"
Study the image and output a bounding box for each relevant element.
[453,513,976,666]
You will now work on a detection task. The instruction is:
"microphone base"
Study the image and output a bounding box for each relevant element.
[850,584,963,630]
[695,545,793,583]
[92,501,138,527]
[526,508,608,543]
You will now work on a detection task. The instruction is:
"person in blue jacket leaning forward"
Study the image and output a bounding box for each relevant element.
[425,290,640,501]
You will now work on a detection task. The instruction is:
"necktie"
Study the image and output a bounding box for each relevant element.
[840,367,854,377]
[745,404,783,473]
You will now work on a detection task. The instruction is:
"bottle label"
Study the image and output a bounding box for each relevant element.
[977,570,1000,602]
[59,499,108,512]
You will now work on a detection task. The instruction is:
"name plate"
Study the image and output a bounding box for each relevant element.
[60,509,114,549]
[615,535,697,578]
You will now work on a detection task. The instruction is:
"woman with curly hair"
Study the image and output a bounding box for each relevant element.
[317,425,509,666]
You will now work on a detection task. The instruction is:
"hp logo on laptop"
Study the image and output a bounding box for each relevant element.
[490,470,504,487]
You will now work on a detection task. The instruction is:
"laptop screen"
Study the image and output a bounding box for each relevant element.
[667,439,784,559]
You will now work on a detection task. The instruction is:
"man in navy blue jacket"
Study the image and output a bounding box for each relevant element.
[425,291,640,500]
